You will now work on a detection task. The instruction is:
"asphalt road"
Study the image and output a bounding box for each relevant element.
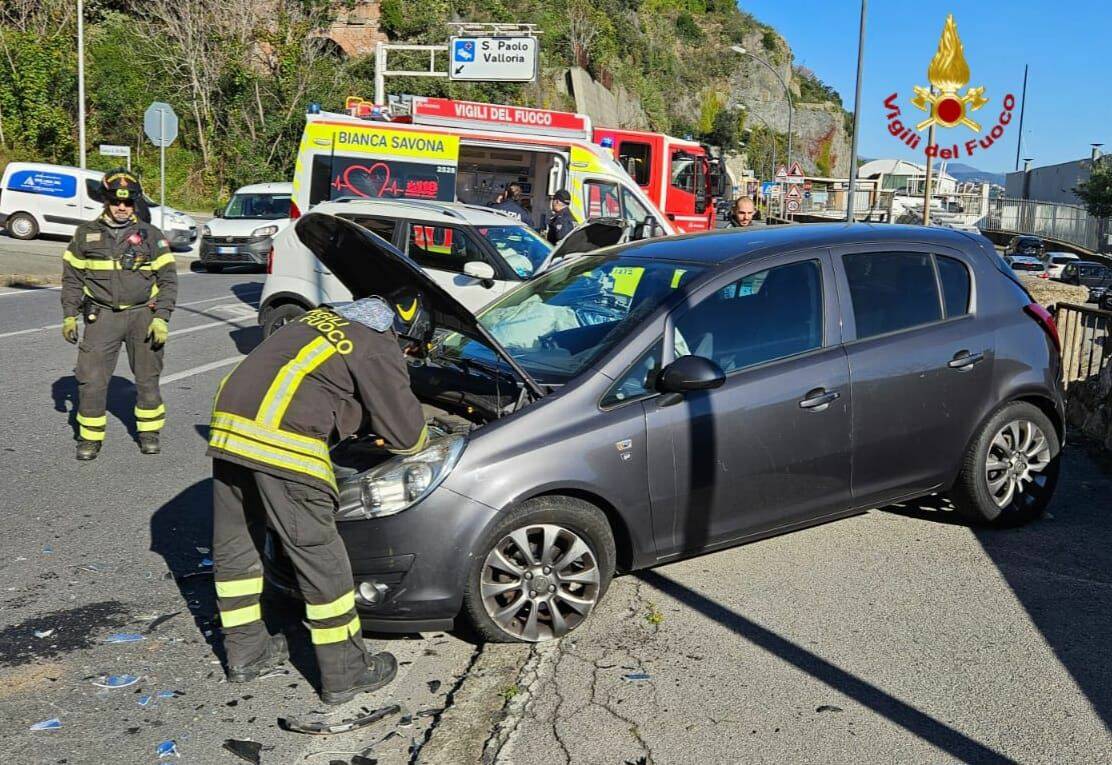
[0,272,480,764]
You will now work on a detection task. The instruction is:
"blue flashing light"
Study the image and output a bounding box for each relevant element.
[308,102,321,114]
[599,136,614,149]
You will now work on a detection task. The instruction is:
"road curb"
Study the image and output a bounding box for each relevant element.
[417,643,532,765]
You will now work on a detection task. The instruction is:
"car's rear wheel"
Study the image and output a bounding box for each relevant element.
[463,497,615,643]
[262,303,306,337]
[949,402,1060,526]
[6,212,38,240]
[204,263,223,273]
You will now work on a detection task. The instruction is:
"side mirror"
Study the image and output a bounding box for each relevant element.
[464,260,496,287]
[213,207,223,218]
[656,355,726,393]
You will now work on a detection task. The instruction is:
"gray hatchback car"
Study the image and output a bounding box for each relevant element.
[268,215,1064,643]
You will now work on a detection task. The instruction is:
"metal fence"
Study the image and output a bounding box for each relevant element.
[1055,302,1112,389]
[981,197,1106,252]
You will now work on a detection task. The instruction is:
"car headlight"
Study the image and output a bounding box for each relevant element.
[252,225,279,238]
[337,435,466,521]
[202,224,212,237]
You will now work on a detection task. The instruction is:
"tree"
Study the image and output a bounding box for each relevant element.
[1075,162,1112,219]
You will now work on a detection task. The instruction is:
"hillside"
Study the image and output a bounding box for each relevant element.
[0,1,851,207]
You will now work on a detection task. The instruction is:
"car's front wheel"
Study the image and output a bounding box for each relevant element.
[949,401,1060,526]
[262,303,306,338]
[463,497,615,642]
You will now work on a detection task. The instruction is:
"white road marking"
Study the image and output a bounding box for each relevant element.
[170,316,255,338]
[0,271,204,298]
[161,355,243,384]
[0,297,258,340]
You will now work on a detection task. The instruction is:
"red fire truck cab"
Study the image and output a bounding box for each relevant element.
[592,128,722,233]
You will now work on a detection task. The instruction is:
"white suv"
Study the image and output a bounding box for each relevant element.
[259,199,561,337]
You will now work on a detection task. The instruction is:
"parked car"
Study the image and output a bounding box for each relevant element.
[1006,255,1048,278]
[1004,235,1045,259]
[1059,261,1112,302]
[1099,291,1112,312]
[0,162,196,249]
[200,182,293,272]
[263,215,1064,642]
[259,198,623,337]
[1046,251,1080,279]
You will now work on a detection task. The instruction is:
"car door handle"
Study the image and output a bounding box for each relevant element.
[948,350,985,370]
[799,388,840,411]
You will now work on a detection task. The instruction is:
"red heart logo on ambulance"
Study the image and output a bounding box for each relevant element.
[340,163,392,198]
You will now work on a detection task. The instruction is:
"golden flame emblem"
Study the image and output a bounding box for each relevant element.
[911,15,988,132]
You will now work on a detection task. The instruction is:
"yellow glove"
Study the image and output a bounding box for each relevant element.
[147,317,169,347]
[62,316,79,344]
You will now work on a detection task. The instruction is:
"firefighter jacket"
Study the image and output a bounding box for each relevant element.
[207,304,429,496]
[61,214,178,321]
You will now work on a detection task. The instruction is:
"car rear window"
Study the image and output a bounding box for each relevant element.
[843,252,941,339]
[936,255,971,317]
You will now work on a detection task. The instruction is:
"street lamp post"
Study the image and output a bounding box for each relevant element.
[77,0,87,170]
[845,0,867,222]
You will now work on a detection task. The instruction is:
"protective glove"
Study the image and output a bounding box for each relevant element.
[62,316,79,345]
[147,317,169,348]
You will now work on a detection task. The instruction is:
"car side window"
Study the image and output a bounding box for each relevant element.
[341,215,396,244]
[672,260,824,373]
[406,224,483,274]
[936,255,971,317]
[843,252,941,339]
[601,339,664,408]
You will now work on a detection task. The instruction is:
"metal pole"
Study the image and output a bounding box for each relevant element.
[159,110,166,231]
[77,0,86,170]
[922,88,935,226]
[846,0,867,222]
[1014,65,1028,172]
[374,43,386,105]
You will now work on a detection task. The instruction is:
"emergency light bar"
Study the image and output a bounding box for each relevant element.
[408,96,592,141]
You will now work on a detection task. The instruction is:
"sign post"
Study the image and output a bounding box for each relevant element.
[448,37,538,82]
[98,144,131,170]
[143,102,178,231]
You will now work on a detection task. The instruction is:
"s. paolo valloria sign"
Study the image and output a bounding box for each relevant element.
[883,14,1015,161]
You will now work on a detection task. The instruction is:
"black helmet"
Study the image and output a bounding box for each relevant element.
[390,287,432,344]
[102,169,141,202]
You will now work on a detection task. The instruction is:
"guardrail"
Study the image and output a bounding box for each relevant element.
[982,197,1108,253]
[1055,302,1112,389]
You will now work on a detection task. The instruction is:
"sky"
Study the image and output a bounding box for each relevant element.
[741,0,1112,173]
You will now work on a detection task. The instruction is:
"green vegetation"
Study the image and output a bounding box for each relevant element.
[501,684,520,701]
[645,602,664,625]
[0,0,846,208]
[1075,162,1112,219]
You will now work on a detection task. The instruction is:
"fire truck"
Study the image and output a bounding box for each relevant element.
[591,128,723,233]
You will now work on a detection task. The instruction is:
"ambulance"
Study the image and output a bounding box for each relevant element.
[591,128,723,233]
[288,96,676,239]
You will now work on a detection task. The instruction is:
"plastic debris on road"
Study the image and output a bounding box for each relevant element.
[146,612,181,632]
[157,690,180,699]
[155,739,180,758]
[92,674,140,689]
[42,545,53,554]
[222,738,263,764]
[105,633,145,644]
[816,704,844,713]
[33,629,55,639]
[279,704,400,736]
[426,680,441,693]
[29,718,62,731]
[139,695,154,706]
[258,668,290,680]
[622,672,651,681]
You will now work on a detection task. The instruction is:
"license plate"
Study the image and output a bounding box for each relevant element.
[216,246,237,254]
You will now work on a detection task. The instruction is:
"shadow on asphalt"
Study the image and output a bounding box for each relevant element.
[636,568,1017,765]
[52,374,145,441]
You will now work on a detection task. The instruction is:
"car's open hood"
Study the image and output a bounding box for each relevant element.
[539,218,627,271]
[294,213,545,399]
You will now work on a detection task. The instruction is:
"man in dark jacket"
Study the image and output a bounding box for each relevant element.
[546,189,576,244]
[208,296,429,705]
[61,170,177,460]
[491,183,532,227]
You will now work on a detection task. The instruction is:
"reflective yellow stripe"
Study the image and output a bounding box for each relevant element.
[63,250,84,268]
[76,413,107,427]
[388,424,429,456]
[220,603,262,628]
[79,258,117,271]
[136,419,164,432]
[215,577,264,598]
[147,253,175,270]
[670,268,687,288]
[310,615,361,645]
[256,337,336,428]
[79,426,106,441]
[210,412,330,461]
[209,428,337,490]
[305,592,356,621]
[135,404,166,419]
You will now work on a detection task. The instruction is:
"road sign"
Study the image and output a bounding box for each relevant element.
[144,102,178,147]
[788,161,804,178]
[786,185,802,200]
[774,164,788,181]
[786,199,801,213]
[99,144,130,158]
[804,191,812,200]
[449,37,538,82]
[760,181,776,197]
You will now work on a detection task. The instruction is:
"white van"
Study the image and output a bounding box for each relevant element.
[199,181,292,272]
[0,162,197,249]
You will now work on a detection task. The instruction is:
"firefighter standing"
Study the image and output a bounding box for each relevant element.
[61,170,177,461]
[208,297,429,704]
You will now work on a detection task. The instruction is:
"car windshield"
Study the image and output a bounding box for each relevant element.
[1018,237,1041,247]
[475,225,552,277]
[223,193,291,219]
[439,256,702,383]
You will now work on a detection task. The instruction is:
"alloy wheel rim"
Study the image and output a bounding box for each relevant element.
[480,523,601,642]
[985,419,1052,509]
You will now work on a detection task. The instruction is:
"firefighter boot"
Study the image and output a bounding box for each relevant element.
[138,432,161,455]
[76,440,102,461]
[320,651,398,705]
[226,633,289,683]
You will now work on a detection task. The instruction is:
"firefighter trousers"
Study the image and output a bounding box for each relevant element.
[211,458,368,693]
[74,306,164,441]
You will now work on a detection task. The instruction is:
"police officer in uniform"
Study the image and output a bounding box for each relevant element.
[61,170,177,460]
[208,296,429,704]
[546,189,576,244]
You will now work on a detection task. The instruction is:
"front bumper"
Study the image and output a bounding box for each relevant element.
[200,235,272,266]
[164,227,194,249]
[263,486,500,633]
